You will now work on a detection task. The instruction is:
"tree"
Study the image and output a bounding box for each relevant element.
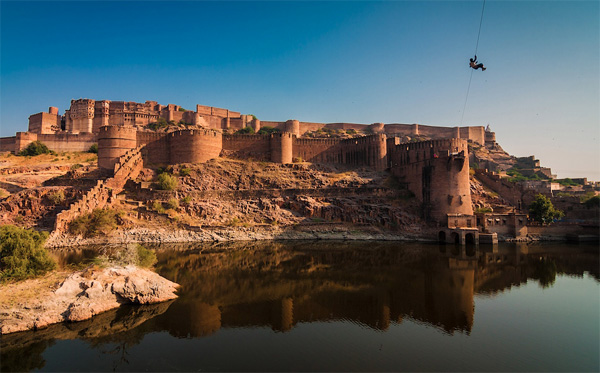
[0,225,55,281]
[18,141,52,156]
[528,194,564,224]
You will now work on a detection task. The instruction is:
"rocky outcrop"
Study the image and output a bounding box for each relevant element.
[0,266,179,335]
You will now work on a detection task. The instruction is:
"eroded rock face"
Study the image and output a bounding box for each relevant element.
[0,266,179,334]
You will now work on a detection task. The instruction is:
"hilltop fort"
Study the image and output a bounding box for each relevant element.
[0,99,597,246]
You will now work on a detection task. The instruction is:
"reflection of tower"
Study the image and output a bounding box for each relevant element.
[430,265,475,333]
[188,302,222,337]
[272,298,294,332]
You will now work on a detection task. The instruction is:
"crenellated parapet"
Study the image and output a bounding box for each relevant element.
[389,139,473,222]
[169,129,222,164]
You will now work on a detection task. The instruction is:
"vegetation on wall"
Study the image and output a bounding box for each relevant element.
[0,225,55,281]
[583,195,600,208]
[18,141,55,156]
[528,194,564,224]
[235,126,255,134]
[88,143,98,153]
[257,126,279,135]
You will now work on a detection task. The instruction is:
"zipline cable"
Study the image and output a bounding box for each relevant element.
[461,0,486,125]
[474,0,486,55]
[461,69,474,125]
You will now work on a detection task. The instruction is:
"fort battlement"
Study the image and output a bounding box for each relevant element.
[389,138,473,222]
[0,99,496,224]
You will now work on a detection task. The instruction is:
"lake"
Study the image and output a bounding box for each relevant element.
[1,241,598,372]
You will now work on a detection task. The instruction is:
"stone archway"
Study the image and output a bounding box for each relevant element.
[438,231,446,243]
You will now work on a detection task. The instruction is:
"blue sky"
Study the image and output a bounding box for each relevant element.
[1,1,598,179]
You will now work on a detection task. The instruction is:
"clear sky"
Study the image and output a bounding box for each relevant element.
[1,0,598,180]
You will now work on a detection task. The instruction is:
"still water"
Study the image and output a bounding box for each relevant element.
[1,241,598,372]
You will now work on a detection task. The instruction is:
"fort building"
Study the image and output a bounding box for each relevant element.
[1,99,496,232]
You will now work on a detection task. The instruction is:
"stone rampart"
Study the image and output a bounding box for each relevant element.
[169,129,222,164]
[98,126,137,169]
[389,139,473,222]
[222,134,272,160]
[137,131,170,165]
[0,136,16,153]
[53,146,144,233]
[270,133,293,163]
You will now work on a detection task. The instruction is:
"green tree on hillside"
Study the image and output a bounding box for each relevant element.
[18,141,53,156]
[0,225,55,281]
[528,194,564,224]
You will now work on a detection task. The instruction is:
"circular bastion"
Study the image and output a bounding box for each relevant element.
[98,126,137,169]
[169,129,223,164]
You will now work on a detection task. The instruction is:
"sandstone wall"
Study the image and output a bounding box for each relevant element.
[137,131,170,165]
[389,139,473,222]
[13,132,96,154]
[222,134,271,160]
[270,133,293,163]
[98,126,137,169]
[169,129,223,164]
[0,136,16,153]
[293,138,341,163]
[53,146,144,233]
[28,111,61,134]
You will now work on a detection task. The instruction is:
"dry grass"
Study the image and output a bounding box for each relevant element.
[0,271,70,308]
[0,151,96,168]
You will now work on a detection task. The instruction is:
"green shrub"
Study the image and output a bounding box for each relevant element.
[179,167,191,177]
[48,190,65,205]
[475,207,493,213]
[528,194,564,224]
[157,173,178,190]
[18,141,53,156]
[257,126,279,135]
[181,196,192,205]
[583,195,600,208]
[0,225,55,281]
[88,143,98,153]
[68,208,118,237]
[235,126,255,134]
[167,198,179,210]
[70,163,83,171]
[136,244,157,268]
[147,117,170,131]
[152,200,166,213]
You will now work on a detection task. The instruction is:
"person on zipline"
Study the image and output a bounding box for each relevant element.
[469,55,486,71]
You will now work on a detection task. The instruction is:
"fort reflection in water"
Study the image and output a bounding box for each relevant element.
[144,241,597,337]
[3,241,598,372]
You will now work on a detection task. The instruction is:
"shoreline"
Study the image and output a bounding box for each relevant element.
[0,265,179,335]
[43,224,584,249]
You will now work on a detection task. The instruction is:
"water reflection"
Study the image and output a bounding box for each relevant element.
[2,241,598,372]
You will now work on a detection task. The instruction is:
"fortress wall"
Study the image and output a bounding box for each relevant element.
[270,133,293,163]
[0,137,16,153]
[339,134,388,170]
[196,105,213,116]
[389,139,472,222]
[169,129,223,164]
[28,112,61,134]
[53,146,144,234]
[293,138,342,163]
[460,126,485,144]
[222,134,271,160]
[229,118,246,131]
[137,131,170,165]
[14,132,96,154]
[473,169,524,207]
[413,125,456,139]
[98,126,137,169]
